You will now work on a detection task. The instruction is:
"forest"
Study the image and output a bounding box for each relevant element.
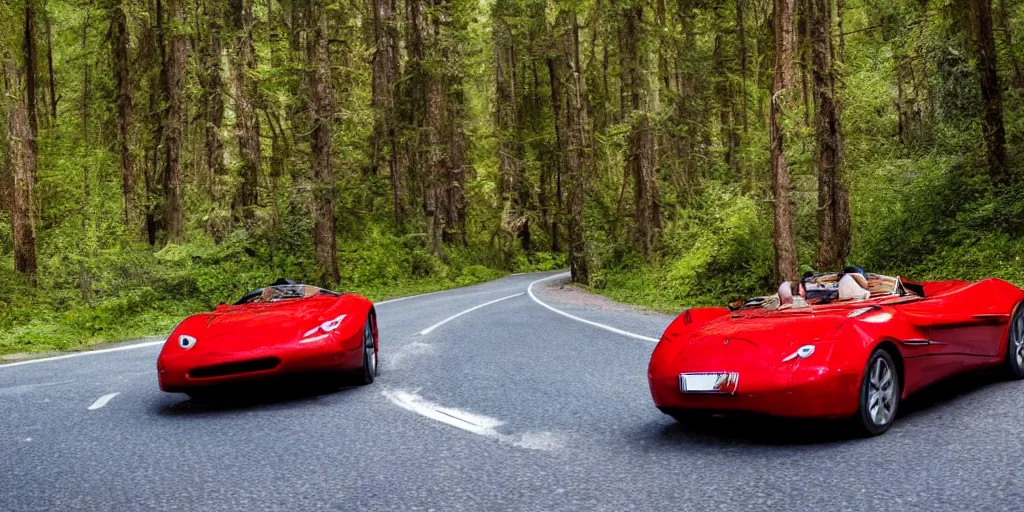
[1,0,1022,353]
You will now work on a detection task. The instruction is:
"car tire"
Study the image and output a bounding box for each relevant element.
[357,315,377,385]
[1004,302,1024,379]
[854,348,900,436]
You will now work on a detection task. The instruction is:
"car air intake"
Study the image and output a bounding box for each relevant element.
[188,357,281,379]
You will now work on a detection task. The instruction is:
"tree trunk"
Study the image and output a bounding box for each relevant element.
[770,0,798,281]
[371,0,403,226]
[110,0,136,228]
[811,0,850,271]
[550,10,590,284]
[621,5,660,257]
[493,0,529,251]
[372,0,403,226]
[199,7,225,205]
[968,0,1011,188]
[44,0,57,120]
[230,0,261,218]
[308,0,339,285]
[5,57,38,282]
[24,1,39,140]
[163,0,187,243]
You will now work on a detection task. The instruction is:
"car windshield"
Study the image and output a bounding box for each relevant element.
[235,284,335,304]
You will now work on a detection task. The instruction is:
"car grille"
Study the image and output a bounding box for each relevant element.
[188,357,281,379]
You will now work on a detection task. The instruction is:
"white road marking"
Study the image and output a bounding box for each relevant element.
[383,389,503,436]
[527,272,659,343]
[418,293,524,336]
[382,389,562,451]
[0,341,164,369]
[87,393,121,410]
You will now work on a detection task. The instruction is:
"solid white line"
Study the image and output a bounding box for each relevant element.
[87,392,121,410]
[526,273,659,343]
[418,293,524,336]
[0,340,164,369]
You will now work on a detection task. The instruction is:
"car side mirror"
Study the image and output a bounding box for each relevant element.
[215,303,228,312]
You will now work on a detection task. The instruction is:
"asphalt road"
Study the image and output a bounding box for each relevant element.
[2,270,1023,511]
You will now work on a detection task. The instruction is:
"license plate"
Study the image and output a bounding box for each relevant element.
[679,372,739,394]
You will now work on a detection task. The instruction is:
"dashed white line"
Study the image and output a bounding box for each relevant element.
[0,341,164,369]
[526,272,659,343]
[87,392,121,410]
[418,293,524,336]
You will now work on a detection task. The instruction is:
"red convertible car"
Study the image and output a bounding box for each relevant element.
[648,271,1024,435]
[158,280,378,398]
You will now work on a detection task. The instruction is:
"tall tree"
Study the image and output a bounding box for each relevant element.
[621,3,660,256]
[967,0,1011,188]
[493,0,530,250]
[109,0,136,227]
[198,0,225,208]
[549,9,590,284]
[230,0,261,217]
[370,0,403,226]
[23,0,39,140]
[308,0,340,285]
[5,55,38,282]
[770,0,798,280]
[811,0,849,270]
[163,0,187,243]
[43,0,56,120]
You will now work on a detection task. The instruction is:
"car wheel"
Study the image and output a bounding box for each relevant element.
[1005,302,1024,379]
[854,348,900,436]
[358,315,377,385]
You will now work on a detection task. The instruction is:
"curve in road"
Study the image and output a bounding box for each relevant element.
[2,270,1022,512]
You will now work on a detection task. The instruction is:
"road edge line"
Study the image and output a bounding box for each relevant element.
[526,273,659,343]
[0,340,165,369]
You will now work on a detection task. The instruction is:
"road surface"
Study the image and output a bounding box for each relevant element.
[2,271,1022,511]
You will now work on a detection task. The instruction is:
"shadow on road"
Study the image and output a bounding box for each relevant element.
[650,415,857,447]
[151,375,364,416]
[645,370,1012,447]
[898,369,1007,418]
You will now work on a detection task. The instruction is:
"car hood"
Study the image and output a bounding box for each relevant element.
[191,297,340,350]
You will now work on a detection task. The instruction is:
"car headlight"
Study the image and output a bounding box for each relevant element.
[179,335,197,349]
[303,314,347,338]
[782,344,815,362]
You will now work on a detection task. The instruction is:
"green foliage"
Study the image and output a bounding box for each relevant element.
[593,186,773,310]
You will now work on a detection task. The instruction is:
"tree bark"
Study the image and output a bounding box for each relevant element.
[968,0,1011,188]
[163,0,187,243]
[621,5,660,257]
[550,10,590,284]
[230,0,261,217]
[770,0,798,281]
[811,0,850,271]
[110,0,136,227]
[371,0,403,226]
[308,0,339,285]
[5,57,38,282]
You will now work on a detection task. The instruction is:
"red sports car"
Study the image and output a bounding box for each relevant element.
[648,272,1024,435]
[158,280,378,398]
